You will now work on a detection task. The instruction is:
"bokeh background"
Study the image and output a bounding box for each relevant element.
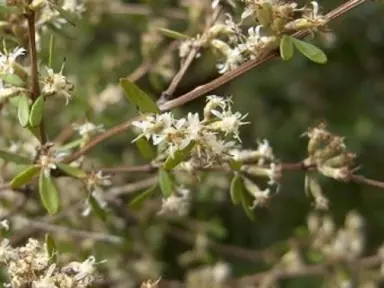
[2,0,384,287]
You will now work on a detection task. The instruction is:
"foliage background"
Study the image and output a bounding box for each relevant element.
[2,0,384,287]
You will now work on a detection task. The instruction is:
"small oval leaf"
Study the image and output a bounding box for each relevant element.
[158,28,191,40]
[0,73,25,87]
[29,95,44,127]
[89,193,107,221]
[239,184,256,221]
[292,38,327,64]
[230,174,243,205]
[120,78,160,113]
[0,150,30,164]
[159,168,173,197]
[39,172,60,215]
[129,184,157,210]
[45,233,57,262]
[10,165,41,189]
[164,141,194,170]
[136,137,156,160]
[56,163,87,179]
[280,35,294,61]
[18,94,29,127]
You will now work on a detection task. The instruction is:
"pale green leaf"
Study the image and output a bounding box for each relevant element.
[158,28,190,40]
[39,172,60,215]
[230,173,243,205]
[158,168,173,197]
[129,184,157,210]
[292,38,327,64]
[280,35,294,61]
[51,4,78,26]
[0,150,30,164]
[136,137,156,160]
[45,234,57,262]
[18,94,29,127]
[120,78,160,113]
[10,165,41,189]
[164,141,194,170]
[56,163,87,179]
[89,193,107,221]
[29,95,44,127]
[0,73,25,87]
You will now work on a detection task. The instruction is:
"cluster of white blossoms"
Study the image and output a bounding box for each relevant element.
[0,238,100,287]
[158,187,190,217]
[179,0,326,74]
[133,95,248,167]
[307,211,365,261]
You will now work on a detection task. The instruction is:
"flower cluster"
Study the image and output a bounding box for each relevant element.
[186,262,231,288]
[304,123,356,181]
[179,0,327,73]
[158,187,190,217]
[0,238,99,287]
[133,95,248,167]
[40,66,74,105]
[37,143,68,176]
[308,211,365,261]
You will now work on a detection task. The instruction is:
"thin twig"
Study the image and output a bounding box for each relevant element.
[11,215,123,244]
[159,7,222,102]
[26,9,46,144]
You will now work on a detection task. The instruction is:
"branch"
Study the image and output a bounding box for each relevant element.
[26,8,46,144]
[63,0,368,164]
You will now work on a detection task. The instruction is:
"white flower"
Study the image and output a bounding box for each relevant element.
[158,188,190,216]
[257,139,274,165]
[73,122,104,137]
[41,66,74,104]
[0,219,9,231]
[0,47,26,75]
[217,47,243,74]
[212,262,231,283]
[180,112,201,149]
[211,109,248,140]
[39,155,57,176]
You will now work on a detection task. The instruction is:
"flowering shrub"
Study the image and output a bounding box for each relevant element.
[0,0,384,287]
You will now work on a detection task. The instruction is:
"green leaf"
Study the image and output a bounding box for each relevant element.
[239,184,255,221]
[51,3,78,26]
[89,193,107,221]
[56,163,87,179]
[39,172,60,215]
[229,159,242,171]
[292,38,327,64]
[18,94,29,127]
[230,174,243,205]
[280,35,294,61]
[158,168,173,197]
[10,165,41,189]
[164,141,194,170]
[45,234,57,262]
[129,184,157,210]
[158,28,191,40]
[56,138,83,151]
[0,73,25,87]
[135,137,156,160]
[0,5,22,14]
[120,78,160,113]
[29,95,44,127]
[0,149,30,164]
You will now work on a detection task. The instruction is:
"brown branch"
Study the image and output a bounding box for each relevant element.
[26,9,46,144]
[62,0,368,164]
